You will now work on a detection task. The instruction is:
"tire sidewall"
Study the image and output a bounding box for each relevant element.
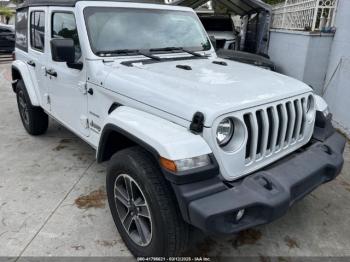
[106,153,170,257]
[16,81,32,132]
[15,80,48,136]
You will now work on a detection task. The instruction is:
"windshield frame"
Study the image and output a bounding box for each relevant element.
[83,6,212,57]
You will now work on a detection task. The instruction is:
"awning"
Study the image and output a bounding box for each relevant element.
[170,0,271,16]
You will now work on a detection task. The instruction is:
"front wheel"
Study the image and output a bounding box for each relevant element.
[106,147,189,257]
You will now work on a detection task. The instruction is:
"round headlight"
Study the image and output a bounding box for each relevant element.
[216,118,234,147]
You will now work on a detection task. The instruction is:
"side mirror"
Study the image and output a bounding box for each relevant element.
[51,38,83,70]
[209,35,217,50]
[51,38,75,63]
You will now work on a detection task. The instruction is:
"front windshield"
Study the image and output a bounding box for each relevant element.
[84,7,211,56]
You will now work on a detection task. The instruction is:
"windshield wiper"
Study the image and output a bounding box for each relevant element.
[97,49,161,61]
[150,47,206,58]
[137,50,162,61]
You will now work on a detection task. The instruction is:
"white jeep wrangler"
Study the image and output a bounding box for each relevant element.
[12,0,346,257]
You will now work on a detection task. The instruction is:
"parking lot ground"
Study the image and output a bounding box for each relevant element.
[0,61,349,260]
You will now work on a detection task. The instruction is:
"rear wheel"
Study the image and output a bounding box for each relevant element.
[16,80,48,136]
[106,147,189,257]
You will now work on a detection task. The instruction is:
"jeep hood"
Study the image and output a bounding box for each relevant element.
[104,57,312,127]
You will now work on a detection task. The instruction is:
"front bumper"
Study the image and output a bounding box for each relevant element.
[172,131,346,235]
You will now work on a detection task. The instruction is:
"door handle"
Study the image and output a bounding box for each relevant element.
[27,60,36,67]
[46,69,57,77]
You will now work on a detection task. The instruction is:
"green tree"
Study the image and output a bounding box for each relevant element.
[0,6,13,24]
[11,0,24,5]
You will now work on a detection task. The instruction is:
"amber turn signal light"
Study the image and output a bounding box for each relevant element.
[159,157,177,172]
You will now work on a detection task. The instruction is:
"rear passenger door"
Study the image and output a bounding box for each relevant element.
[28,7,50,112]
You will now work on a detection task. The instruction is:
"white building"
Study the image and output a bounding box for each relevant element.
[268,0,350,137]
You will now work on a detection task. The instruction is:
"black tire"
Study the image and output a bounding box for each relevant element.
[16,80,48,136]
[106,146,189,257]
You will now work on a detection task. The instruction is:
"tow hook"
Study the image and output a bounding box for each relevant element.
[257,176,274,191]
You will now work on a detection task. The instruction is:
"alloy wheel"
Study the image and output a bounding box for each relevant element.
[114,174,153,247]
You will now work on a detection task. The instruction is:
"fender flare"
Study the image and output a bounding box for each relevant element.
[97,107,218,185]
[97,123,160,162]
[97,106,213,163]
[12,60,40,106]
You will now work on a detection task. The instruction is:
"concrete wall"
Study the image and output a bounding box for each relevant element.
[324,0,350,137]
[268,0,350,137]
[268,30,334,95]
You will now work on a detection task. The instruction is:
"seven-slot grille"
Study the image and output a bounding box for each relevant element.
[243,96,310,165]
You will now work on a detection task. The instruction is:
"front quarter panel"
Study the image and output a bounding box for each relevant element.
[98,106,212,161]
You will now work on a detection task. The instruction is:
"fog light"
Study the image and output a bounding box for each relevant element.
[235,209,245,222]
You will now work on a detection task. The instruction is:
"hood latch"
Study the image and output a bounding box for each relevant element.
[190,112,205,133]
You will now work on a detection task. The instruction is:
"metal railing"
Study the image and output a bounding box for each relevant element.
[271,0,338,31]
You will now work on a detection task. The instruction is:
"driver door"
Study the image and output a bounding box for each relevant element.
[45,9,89,137]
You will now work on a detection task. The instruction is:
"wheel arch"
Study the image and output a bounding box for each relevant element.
[97,123,160,164]
[12,61,40,106]
[96,106,213,164]
[11,66,21,91]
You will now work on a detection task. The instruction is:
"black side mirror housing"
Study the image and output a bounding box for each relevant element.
[51,38,75,63]
[51,38,83,70]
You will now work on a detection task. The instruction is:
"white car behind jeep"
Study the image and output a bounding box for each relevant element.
[12,0,346,257]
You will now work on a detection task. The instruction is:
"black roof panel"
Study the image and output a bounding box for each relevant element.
[18,0,164,9]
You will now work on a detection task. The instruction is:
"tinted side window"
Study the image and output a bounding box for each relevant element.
[52,12,81,60]
[200,17,234,32]
[16,9,28,51]
[30,11,45,52]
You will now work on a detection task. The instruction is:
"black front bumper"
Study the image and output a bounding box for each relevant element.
[172,131,346,235]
